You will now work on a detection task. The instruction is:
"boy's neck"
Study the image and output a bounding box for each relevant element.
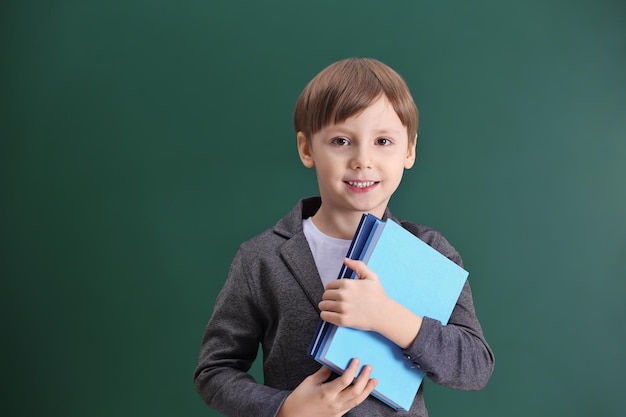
[311,205,384,240]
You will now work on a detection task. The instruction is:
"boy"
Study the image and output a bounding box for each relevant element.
[194,58,494,417]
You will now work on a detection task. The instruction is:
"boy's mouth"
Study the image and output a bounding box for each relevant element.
[345,180,378,189]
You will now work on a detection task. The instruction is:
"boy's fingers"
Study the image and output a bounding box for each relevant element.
[332,358,360,389]
[340,361,378,407]
[350,364,372,390]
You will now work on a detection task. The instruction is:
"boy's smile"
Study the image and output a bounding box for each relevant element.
[297,95,416,238]
[345,180,378,191]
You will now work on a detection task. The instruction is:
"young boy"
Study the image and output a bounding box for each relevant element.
[194,58,494,417]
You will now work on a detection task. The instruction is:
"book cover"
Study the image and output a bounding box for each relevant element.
[309,214,468,411]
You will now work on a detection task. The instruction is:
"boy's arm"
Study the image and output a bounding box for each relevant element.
[401,227,495,390]
[402,279,495,390]
[320,242,495,390]
[194,250,289,417]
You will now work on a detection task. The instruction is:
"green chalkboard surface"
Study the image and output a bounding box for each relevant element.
[2,1,625,416]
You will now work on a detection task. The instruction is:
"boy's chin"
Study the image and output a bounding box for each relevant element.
[346,201,389,216]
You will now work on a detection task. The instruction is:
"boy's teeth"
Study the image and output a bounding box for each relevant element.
[348,181,375,188]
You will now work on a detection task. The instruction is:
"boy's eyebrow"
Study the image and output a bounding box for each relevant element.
[372,128,403,136]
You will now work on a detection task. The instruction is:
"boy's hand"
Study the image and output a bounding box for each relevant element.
[277,359,377,417]
[319,258,390,332]
[320,258,423,349]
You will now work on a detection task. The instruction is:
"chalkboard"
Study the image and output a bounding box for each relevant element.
[2,1,625,416]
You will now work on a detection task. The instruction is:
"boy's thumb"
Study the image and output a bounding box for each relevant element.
[344,258,377,281]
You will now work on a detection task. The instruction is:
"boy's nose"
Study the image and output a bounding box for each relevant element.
[350,147,373,170]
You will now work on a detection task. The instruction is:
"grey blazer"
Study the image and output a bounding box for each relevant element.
[194,197,494,417]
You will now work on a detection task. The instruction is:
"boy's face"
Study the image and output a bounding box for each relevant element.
[297,95,416,220]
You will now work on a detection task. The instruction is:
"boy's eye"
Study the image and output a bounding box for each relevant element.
[331,137,350,146]
[376,137,392,145]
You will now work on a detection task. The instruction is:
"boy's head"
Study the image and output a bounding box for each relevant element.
[293,58,419,142]
[294,58,419,226]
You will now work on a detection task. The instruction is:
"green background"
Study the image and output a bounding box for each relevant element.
[2,1,625,416]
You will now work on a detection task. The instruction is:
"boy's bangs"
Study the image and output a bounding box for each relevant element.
[328,72,385,128]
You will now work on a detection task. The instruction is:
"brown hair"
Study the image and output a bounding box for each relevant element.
[293,58,418,140]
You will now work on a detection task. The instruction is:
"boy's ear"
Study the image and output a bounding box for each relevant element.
[297,131,315,168]
[404,133,418,169]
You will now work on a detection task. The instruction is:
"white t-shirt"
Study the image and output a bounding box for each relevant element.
[302,217,352,288]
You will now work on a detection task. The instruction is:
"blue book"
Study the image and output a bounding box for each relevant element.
[308,214,468,412]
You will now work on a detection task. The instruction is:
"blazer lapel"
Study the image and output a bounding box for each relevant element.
[279,233,324,312]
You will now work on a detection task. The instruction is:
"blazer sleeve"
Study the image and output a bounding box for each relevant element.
[193,248,289,417]
[400,223,495,390]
